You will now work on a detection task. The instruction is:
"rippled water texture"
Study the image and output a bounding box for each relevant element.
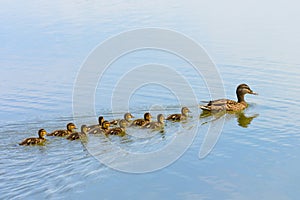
[1,1,300,199]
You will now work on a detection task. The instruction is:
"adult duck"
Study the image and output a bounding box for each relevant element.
[200,83,258,112]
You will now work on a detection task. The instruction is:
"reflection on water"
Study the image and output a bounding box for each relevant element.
[200,110,259,128]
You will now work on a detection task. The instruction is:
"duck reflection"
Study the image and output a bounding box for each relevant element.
[200,110,259,128]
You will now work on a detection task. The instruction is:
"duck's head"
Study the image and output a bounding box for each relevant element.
[182,107,191,115]
[236,84,258,102]
[38,129,47,139]
[67,123,77,132]
[81,125,88,134]
[102,121,110,130]
[157,114,165,123]
[119,119,128,128]
[124,113,134,121]
[98,116,104,125]
[144,112,152,121]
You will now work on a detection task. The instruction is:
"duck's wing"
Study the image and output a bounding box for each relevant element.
[166,114,181,121]
[67,132,79,140]
[106,127,123,135]
[19,138,44,145]
[131,119,146,126]
[47,130,69,137]
[200,99,235,111]
[109,119,119,126]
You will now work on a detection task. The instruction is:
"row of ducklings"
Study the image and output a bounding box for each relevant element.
[19,107,191,146]
[19,83,258,146]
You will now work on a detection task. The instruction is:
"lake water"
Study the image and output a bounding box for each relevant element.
[1,1,300,199]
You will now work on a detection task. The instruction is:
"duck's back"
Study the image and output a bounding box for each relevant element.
[19,138,45,145]
[47,130,69,137]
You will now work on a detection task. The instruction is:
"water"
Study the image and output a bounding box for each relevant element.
[1,1,300,199]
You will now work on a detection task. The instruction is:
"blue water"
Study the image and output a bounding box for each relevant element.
[1,1,300,199]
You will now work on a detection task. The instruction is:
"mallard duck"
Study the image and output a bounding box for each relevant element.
[130,112,152,127]
[106,119,127,136]
[199,84,258,112]
[67,125,88,140]
[146,114,165,129]
[166,107,191,121]
[87,116,104,131]
[89,120,110,134]
[47,123,77,137]
[19,129,47,146]
[110,113,134,126]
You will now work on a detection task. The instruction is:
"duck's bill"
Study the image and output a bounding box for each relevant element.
[250,91,258,95]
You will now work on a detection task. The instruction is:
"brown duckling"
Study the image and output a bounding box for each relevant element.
[89,120,110,134]
[146,114,165,129]
[87,116,104,131]
[67,125,88,140]
[47,123,77,137]
[110,112,134,126]
[130,112,152,127]
[19,129,47,146]
[106,119,127,136]
[200,84,258,112]
[166,107,191,121]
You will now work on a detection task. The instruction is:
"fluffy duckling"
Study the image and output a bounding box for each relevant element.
[200,84,258,112]
[106,119,127,136]
[130,112,152,127]
[110,112,134,126]
[67,125,88,140]
[166,107,191,121]
[47,123,77,137]
[87,116,104,131]
[89,120,110,134]
[19,129,47,146]
[146,114,165,129]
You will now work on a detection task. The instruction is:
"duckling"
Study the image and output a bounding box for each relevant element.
[47,123,77,137]
[89,120,110,134]
[130,112,152,127]
[106,119,127,136]
[67,125,88,140]
[19,129,47,146]
[87,116,104,131]
[110,113,134,126]
[200,84,258,112]
[146,114,165,129]
[166,107,191,121]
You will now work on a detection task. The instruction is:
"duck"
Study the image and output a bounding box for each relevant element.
[47,123,77,137]
[89,120,110,134]
[110,112,134,126]
[166,107,191,121]
[67,125,88,140]
[130,112,152,127]
[19,129,47,146]
[146,114,165,129]
[106,119,127,136]
[87,116,104,131]
[199,84,258,112]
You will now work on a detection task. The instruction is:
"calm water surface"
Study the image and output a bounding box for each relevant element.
[1,1,300,199]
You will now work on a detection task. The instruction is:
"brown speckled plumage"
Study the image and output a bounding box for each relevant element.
[19,129,47,146]
[200,84,257,112]
[47,123,77,137]
[166,107,190,121]
[67,125,88,140]
[131,112,152,127]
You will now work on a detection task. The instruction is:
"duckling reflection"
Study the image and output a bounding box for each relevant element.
[200,110,259,128]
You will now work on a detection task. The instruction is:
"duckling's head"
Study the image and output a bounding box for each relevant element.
[38,129,47,139]
[81,125,88,134]
[67,123,77,131]
[182,107,191,115]
[124,113,134,121]
[157,114,165,123]
[102,121,110,130]
[98,116,104,125]
[236,84,258,102]
[144,112,152,121]
[119,119,128,128]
